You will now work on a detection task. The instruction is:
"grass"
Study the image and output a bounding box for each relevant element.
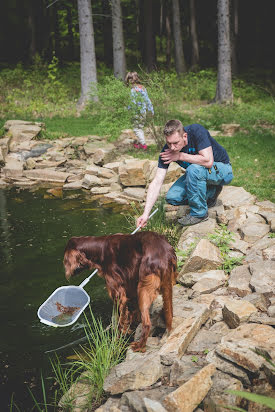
[16,305,130,412]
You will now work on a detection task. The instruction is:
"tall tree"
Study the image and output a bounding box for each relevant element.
[77,0,97,107]
[111,0,126,80]
[214,0,233,103]
[143,0,156,71]
[171,0,186,74]
[102,0,113,67]
[189,0,199,69]
[231,0,239,74]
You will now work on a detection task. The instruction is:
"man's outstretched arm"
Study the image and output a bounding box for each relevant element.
[137,167,167,227]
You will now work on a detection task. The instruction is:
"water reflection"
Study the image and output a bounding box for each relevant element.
[0,188,129,410]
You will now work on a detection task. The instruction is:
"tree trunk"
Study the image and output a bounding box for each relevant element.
[102,0,113,67]
[165,12,172,68]
[28,0,37,61]
[171,0,186,74]
[144,0,156,71]
[111,0,126,80]
[231,0,239,75]
[77,0,98,107]
[190,0,199,69]
[214,0,233,104]
[65,3,75,61]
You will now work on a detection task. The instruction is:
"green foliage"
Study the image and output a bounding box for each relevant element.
[208,225,244,274]
[191,355,198,363]
[208,224,234,254]
[176,242,197,271]
[225,390,275,411]
[71,306,130,406]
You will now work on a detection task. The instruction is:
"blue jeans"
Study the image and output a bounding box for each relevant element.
[166,162,233,217]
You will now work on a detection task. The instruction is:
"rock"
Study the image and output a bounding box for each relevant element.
[119,159,150,186]
[93,147,115,165]
[206,350,251,385]
[229,237,250,254]
[192,270,227,294]
[82,174,101,189]
[263,244,275,261]
[123,187,146,201]
[120,387,174,412]
[163,162,184,184]
[85,164,100,176]
[220,323,275,369]
[181,239,222,274]
[90,186,111,195]
[178,270,225,288]
[97,167,117,179]
[13,179,38,188]
[7,123,43,152]
[267,305,275,317]
[240,223,270,243]
[249,261,275,294]
[58,372,91,411]
[169,356,207,386]
[222,299,257,328]
[163,364,216,412]
[203,371,243,412]
[228,265,252,297]
[243,293,270,312]
[2,155,24,178]
[144,397,168,412]
[95,397,122,412]
[221,123,240,136]
[25,158,36,169]
[219,186,256,209]
[249,312,275,326]
[47,187,63,198]
[103,161,121,173]
[186,327,223,353]
[63,181,83,190]
[103,352,163,395]
[23,168,70,183]
[159,302,210,363]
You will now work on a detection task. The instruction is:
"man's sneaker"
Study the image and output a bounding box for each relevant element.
[178,213,208,227]
[207,185,223,208]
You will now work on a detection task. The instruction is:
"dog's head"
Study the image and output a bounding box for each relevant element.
[63,248,91,280]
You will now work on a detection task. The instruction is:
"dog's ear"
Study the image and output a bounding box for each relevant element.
[64,249,90,280]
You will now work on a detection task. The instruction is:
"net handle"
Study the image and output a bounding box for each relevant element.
[79,207,158,289]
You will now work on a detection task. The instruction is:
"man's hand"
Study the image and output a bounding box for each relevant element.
[136,213,149,228]
[160,149,181,164]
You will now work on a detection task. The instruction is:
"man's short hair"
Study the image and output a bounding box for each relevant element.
[163,120,185,137]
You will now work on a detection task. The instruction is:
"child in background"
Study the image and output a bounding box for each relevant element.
[125,71,154,150]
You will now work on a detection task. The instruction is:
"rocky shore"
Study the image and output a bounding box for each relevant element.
[1,120,275,412]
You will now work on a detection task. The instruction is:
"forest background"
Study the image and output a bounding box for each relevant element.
[0,0,274,202]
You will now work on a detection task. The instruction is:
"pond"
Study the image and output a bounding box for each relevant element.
[0,188,130,410]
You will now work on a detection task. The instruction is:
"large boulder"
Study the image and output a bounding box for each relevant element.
[4,120,44,152]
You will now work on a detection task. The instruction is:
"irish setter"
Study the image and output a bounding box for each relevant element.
[63,231,177,352]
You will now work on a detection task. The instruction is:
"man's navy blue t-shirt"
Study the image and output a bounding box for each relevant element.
[158,124,230,169]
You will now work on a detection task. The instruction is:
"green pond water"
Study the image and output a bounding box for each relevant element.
[0,188,128,410]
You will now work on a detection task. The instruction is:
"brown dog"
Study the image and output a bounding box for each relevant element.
[63,231,177,352]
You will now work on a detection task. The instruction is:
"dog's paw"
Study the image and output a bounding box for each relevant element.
[130,341,146,353]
